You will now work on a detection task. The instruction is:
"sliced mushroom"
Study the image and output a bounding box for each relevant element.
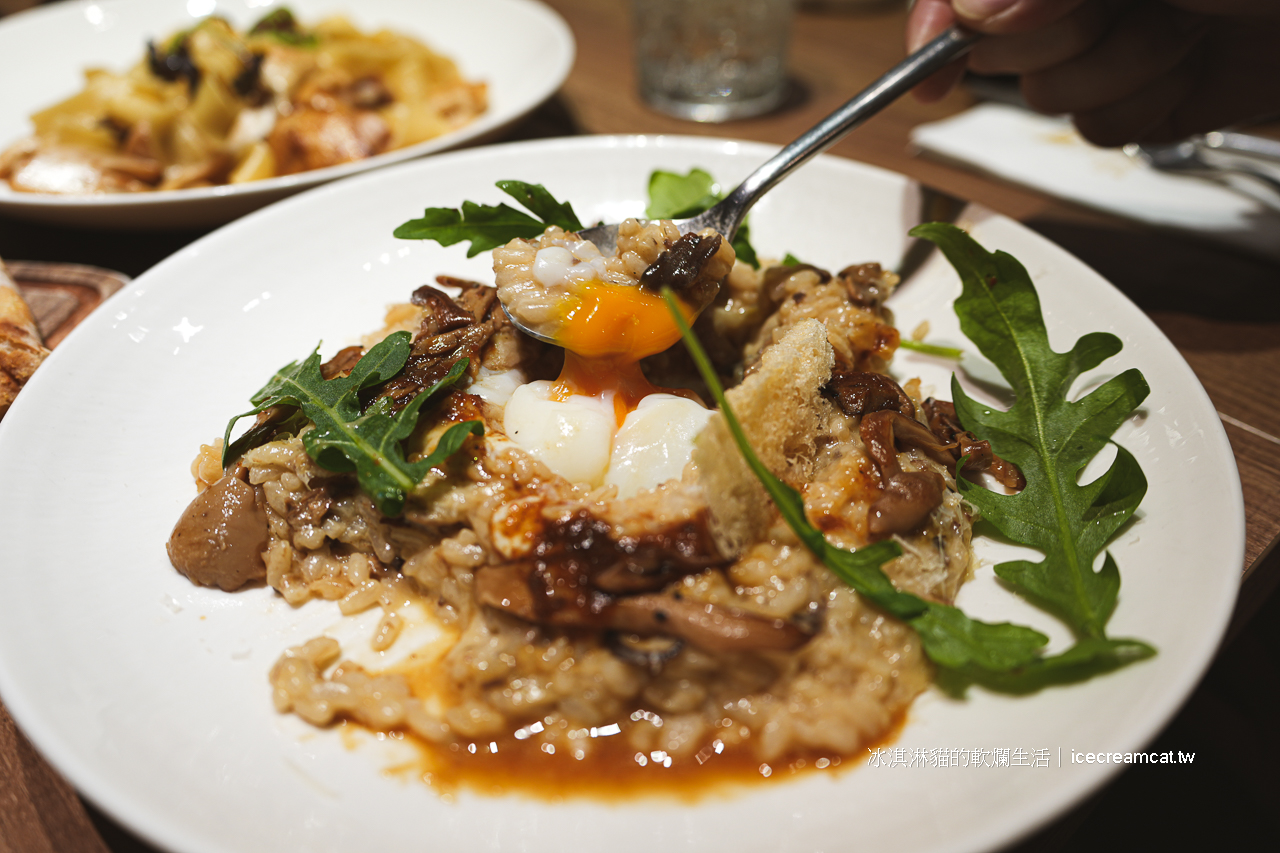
[922,398,1026,490]
[605,632,684,673]
[148,37,200,91]
[824,367,916,419]
[592,561,684,593]
[232,52,268,104]
[609,593,811,653]
[373,314,494,413]
[860,410,948,539]
[836,262,892,310]
[411,283,481,337]
[639,232,726,313]
[518,506,726,600]
[321,345,365,379]
[436,276,498,322]
[829,371,1025,537]
[473,566,810,654]
[474,564,607,624]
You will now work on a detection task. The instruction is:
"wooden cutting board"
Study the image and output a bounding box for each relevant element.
[8,260,128,348]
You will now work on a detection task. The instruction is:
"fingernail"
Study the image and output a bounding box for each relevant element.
[905,17,928,53]
[953,0,1017,21]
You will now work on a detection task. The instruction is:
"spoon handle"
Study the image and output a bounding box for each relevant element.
[699,25,979,239]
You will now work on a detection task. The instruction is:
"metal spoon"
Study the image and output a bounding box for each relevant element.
[502,25,978,344]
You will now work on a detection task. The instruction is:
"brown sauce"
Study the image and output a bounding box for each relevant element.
[347,710,905,801]
[318,614,913,799]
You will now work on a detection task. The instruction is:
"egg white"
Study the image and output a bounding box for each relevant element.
[503,380,617,486]
[605,394,712,498]
[502,382,711,496]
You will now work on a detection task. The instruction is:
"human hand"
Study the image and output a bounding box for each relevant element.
[906,0,1280,145]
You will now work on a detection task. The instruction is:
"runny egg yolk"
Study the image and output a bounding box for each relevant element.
[551,280,697,427]
[501,270,711,495]
[554,279,691,363]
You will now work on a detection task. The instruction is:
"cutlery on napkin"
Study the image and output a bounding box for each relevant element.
[908,102,1280,261]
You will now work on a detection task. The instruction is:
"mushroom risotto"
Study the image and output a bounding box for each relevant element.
[168,218,1012,792]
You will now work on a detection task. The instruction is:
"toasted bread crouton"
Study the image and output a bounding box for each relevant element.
[694,318,839,557]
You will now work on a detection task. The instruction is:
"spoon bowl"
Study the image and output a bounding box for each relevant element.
[499,25,979,345]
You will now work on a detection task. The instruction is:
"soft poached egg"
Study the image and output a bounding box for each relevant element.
[501,240,711,497]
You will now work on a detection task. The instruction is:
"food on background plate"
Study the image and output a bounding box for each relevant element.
[167,175,1155,794]
[0,8,486,194]
[0,257,49,419]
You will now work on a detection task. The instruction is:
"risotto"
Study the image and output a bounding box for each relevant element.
[168,218,989,794]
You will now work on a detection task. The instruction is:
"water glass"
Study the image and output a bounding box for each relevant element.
[632,0,794,123]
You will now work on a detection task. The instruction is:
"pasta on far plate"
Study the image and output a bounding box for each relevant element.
[0,8,486,194]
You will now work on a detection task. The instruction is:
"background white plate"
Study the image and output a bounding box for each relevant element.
[0,136,1243,853]
[0,0,573,229]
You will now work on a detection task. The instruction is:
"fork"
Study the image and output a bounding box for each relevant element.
[1126,139,1280,199]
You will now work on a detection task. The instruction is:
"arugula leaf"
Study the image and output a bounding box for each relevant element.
[912,223,1152,643]
[392,201,546,257]
[905,223,1156,689]
[662,288,1051,678]
[393,181,583,257]
[494,180,584,231]
[647,169,720,219]
[936,636,1158,695]
[222,407,309,466]
[395,172,760,267]
[730,225,759,270]
[222,332,482,515]
[223,332,412,465]
[646,168,760,269]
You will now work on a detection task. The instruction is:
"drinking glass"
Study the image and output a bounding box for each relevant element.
[632,0,794,123]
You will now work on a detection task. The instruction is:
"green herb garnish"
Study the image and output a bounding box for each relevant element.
[913,223,1156,683]
[393,181,584,257]
[647,168,759,269]
[646,169,721,220]
[663,222,1156,691]
[222,332,482,516]
[395,173,761,267]
[897,339,964,359]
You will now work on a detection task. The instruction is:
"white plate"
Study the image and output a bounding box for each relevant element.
[0,0,573,229]
[0,136,1242,853]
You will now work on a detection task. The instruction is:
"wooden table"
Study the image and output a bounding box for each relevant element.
[2,1,1277,850]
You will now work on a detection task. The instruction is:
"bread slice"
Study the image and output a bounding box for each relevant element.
[694,318,838,557]
[0,257,50,418]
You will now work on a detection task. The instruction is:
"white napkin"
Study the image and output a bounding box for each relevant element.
[909,102,1280,261]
